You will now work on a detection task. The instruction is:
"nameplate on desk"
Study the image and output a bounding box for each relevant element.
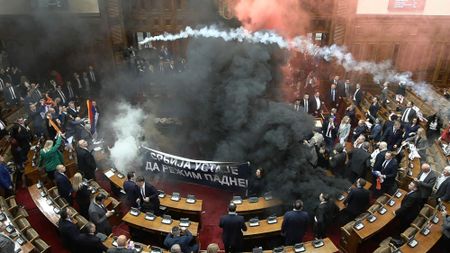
[263,192,273,201]
[104,170,115,178]
[134,244,143,253]
[40,191,47,197]
[368,215,377,223]
[145,212,156,221]
[395,191,403,198]
[421,227,430,236]
[150,247,163,253]
[179,218,190,227]
[432,215,439,224]
[161,215,172,224]
[46,199,53,205]
[6,225,15,233]
[337,194,345,201]
[158,191,166,198]
[378,207,387,215]
[37,182,42,189]
[249,218,260,227]
[171,193,181,202]
[117,173,125,179]
[388,199,396,206]
[232,196,243,204]
[354,222,364,230]
[0,213,5,221]
[54,207,61,214]
[407,239,418,248]
[248,197,259,203]
[186,194,196,204]
[16,235,25,245]
[312,239,324,248]
[130,208,140,216]
[294,243,305,252]
[267,216,278,224]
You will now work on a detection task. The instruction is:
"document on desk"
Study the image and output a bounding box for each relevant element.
[105,170,115,178]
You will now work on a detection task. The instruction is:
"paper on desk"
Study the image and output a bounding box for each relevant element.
[105,170,115,178]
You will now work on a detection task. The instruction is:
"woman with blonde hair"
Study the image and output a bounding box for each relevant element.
[71,172,91,218]
[38,133,63,180]
[337,116,351,145]
[405,127,428,159]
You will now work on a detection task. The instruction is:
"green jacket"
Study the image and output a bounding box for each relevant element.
[39,136,64,172]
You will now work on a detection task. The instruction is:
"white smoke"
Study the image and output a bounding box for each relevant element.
[140,26,450,119]
[110,103,146,171]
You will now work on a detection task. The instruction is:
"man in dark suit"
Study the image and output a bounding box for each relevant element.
[67,101,80,118]
[65,81,76,102]
[78,222,108,253]
[352,83,362,108]
[414,163,437,206]
[76,139,97,180]
[3,82,19,105]
[367,97,380,122]
[89,194,113,235]
[53,85,68,105]
[394,181,422,229]
[342,79,352,98]
[281,199,309,245]
[313,193,339,239]
[347,142,371,182]
[329,144,346,176]
[300,94,312,114]
[343,178,370,223]
[311,91,324,116]
[352,120,368,142]
[400,101,417,124]
[55,165,73,205]
[123,171,139,208]
[372,142,388,195]
[382,120,403,150]
[327,84,340,109]
[163,226,198,253]
[136,176,160,214]
[107,235,135,253]
[219,203,247,253]
[434,166,450,202]
[58,208,80,253]
[376,151,398,195]
[322,117,337,153]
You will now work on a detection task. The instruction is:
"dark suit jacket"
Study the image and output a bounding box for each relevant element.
[436,177,450,201]
[311,96,323,113]
[401,107,417,123]
[327,88,340,107]
[3,86,19,104]
[329,152,346,175]
[373,150,387,172]
[352,89,362,106]
[348,148,371,177]
[370,124,383,142]
[55,172,73,199]
[322,121,337,140]
[219,213,247,248]
[58,219,80,251]
[344,187,370,216]
[78,233,108,253]
[139,183,160,213]
[417,171,437,199]
[382,127,403,150]
[300,99,313,114]
[163,230,195,253]
[352,125,368,141]
[396,191,422,224]
[368,103,380,119]
[123,180,139,207]
[88,202,112,235]
[76,147,97,180]
[281,210,309,245]
[380,159,398,189]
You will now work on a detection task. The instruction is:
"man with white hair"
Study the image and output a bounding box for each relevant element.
[76,139,97,180]
[435,166,450,202]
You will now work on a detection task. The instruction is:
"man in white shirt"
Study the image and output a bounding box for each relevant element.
[434,166,450,202]
[414,163,437,205]
[312,91,323,116]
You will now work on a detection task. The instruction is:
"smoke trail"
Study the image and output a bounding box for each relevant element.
[139,26,450,118]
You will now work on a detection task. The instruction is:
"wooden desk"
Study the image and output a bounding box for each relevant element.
[28,184,61,226]
[399,213,443,253]
[255,238,338,253]
[336,182,372,211]
[243,217,283,238]
[122,211,199,237]
[354,189,407,240]
[1,210,35,253]
[104,169,203,215]
[102,235,169,253]
[235,197,282,214]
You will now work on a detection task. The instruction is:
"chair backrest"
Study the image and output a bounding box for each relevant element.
[373,245,391,253]
[376,194,389,205]
[368,203,382,214]
[48,186,59,199]
[419,204,433,219]
[55,198,68,209]
[400,227,417,242]
[25,227,39,242]
[74,214,88,230]
[33,238,51,253]
[411,216,426,229]
[0,196,8,208]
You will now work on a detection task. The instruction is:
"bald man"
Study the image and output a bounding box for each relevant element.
[414,163,437,206]
[55,165,73,205]
[76,139,97,180]
[107,235,135,253]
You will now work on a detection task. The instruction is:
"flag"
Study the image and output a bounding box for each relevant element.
[86,99,97,134]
